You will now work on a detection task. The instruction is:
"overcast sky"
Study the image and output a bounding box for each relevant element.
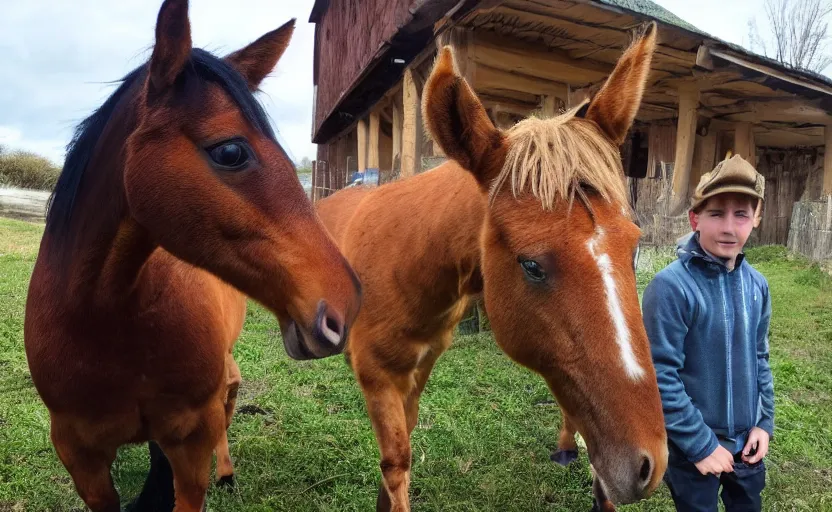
[0,0,828,165]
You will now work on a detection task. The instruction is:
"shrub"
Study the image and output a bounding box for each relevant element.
[0,150,62,190]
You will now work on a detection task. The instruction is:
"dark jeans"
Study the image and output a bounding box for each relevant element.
[664,442,766,512]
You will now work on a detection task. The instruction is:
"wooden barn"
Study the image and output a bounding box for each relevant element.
[309,0,832,260]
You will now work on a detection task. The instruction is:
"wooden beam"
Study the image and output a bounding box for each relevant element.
[733,122,755,163]
[476,64,568,97]
[479,93,538,117]
[392,105,402,170]
[401,68,421,178]
[709,48,832,98]
[541,95,557,118]
[825,126,832,196]
[357,118,368,172]
[368,112,380,170]
[690,129,717,196]
[669,84,700,215]
[472,31,610,86]
[568,85,591,108]
[695,46,714,70]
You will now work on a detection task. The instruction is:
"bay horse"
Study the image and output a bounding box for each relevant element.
[23,1,361,511]
[316,23,666,511]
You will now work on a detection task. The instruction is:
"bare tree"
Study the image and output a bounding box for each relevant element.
[748,0,832,74]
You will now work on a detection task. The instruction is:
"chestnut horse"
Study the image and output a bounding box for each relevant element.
[24,1,360,511]
[317,24,665,511]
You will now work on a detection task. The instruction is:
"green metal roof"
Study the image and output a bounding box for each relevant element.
[595,0,705,34]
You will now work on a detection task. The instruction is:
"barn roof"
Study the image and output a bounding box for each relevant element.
[598,0,701,33]
[310,0,832,145]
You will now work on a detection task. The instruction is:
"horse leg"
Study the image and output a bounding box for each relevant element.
[376,335,449,511]
[215,352,241,489]
[405,335,448,433]
[551,412,580,466]
[354,355,414,512]
[158,403,225,512]
[125,441,175,512]
[50,419,119,512]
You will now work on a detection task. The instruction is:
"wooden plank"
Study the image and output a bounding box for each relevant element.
[368,112,380,169]
[825,126,832,196]
[401,68,421,178]
[733,122,755,163]
[709,48,832,98]
[472,31,610,86]
[690,129,717,196]
[357,118,368,172]
[392,105,402,170]
[541,95,558,118]
[669,84,700,214]
[475,64,568,97]
[311,160,318,202]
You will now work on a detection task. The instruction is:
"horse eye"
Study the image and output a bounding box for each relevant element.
[519,258,547,283]
[209,142,249,170]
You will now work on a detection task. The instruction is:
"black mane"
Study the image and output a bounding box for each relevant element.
[46,48,276,235]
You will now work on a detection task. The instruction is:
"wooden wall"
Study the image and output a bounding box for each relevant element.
[313,0,413,135]
[754,148,824,245]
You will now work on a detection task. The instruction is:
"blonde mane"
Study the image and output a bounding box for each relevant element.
[490,103,629,214]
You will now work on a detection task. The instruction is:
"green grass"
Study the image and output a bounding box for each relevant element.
[0,220,830,511]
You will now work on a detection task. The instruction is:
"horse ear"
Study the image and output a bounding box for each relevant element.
[226,20,295,90]
[584,22,657,145]
[148,0,192,94]
[422,47,505,188]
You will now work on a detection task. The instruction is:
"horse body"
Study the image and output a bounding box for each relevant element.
[27,248,244,421]
[318,165,484,344]
[317,23,667,512]
[25,2,361,511]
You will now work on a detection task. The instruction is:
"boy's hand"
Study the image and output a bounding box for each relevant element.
[742,427,770,464]
[694,445,734,476]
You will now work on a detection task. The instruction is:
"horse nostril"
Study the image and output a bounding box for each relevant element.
[325,316,341,336]
[316,300,344,347]
[639,455,652,485]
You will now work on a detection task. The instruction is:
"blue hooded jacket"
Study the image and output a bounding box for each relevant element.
[643,233,774,463]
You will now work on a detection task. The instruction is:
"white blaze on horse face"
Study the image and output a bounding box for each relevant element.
[586,228,645,381]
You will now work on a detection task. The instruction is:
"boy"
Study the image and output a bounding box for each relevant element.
[643,154,775,511]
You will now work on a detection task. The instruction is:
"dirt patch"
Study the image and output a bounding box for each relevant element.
[0,187,49,222]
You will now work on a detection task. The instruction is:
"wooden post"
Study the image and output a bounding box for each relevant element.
[357,118,368,173]
[368,112,380,170]
[311,160,317,202]
[401,68,421,177]
[690,129,717,196]
[734,122,755,164]
[392,105,402,171]
[541,95,557,118]
[824,125,832,196]
[668,84,700,215]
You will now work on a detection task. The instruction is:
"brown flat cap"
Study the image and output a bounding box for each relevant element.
[690,154,765,212]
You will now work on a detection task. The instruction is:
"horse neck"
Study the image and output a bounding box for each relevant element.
[45,100,155,305]
[407,165,487,296]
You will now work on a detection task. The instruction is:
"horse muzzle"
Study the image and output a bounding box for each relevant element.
[280,300,348,360]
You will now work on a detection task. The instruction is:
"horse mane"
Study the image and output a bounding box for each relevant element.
[490,102,629,215]
[46,48,277,235]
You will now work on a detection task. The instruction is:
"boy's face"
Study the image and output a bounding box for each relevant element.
[689,193,756,266]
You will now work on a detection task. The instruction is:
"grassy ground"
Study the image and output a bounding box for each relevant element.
[0,218,830,511]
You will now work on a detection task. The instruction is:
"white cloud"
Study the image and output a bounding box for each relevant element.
[0,0,318,165]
